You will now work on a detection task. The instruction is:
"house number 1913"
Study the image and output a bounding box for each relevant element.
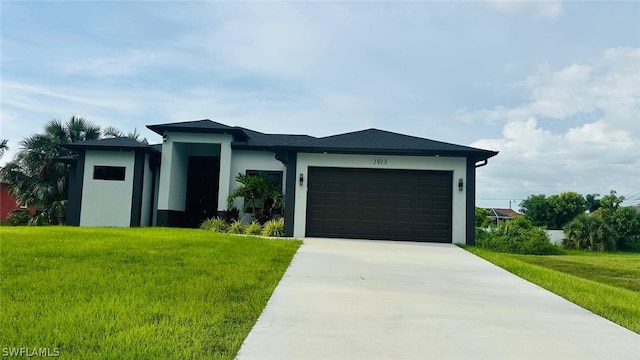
[373,158,388,165]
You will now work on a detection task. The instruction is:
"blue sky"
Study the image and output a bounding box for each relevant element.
[1,1,639,208]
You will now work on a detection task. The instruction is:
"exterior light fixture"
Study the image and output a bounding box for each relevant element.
[162,134,168,143]
[299,173,304,186]
[458,178,464,192]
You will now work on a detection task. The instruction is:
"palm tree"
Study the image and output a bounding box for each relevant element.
[103,126,147,144]
[0,139,8,159]
[0,116,101,224]
[227,173,284,224]
[563,213,615,252]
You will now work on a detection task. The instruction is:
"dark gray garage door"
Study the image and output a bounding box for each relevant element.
[306,167,452,242]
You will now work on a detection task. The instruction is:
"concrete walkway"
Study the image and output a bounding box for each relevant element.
[237,238,640,360]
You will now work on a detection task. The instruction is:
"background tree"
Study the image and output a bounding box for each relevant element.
[519,194,553,227]
[103,127,147,143]
[594,191,640,251]
[563,213,615,252]
[546,192,587,229]
[520,192,586,229]
[0,116,101,224]
[600,190,624,211]
[475,207,492,228]
[585,193,601,213]
[0,139,8,159]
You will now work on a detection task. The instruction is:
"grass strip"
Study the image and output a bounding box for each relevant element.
[465,247,640,334]
[0,226,301,359]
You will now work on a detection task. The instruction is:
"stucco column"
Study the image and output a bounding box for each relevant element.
[218,141,232,212]
[156,138,173,211]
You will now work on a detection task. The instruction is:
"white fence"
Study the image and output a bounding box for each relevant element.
[547,230,564,245]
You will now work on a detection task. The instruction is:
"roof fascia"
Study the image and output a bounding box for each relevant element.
[146,125,249,141]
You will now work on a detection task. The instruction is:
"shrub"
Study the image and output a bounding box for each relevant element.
[600,206,640,251]
[28,213,49,226]
[245,221,262,236]
[7,210,32,226]
[476,216,563,255]
[475,207,492,228]
[221,207,240,223]
[228,220,247,234]
[623,234,640,252]
[563,213,616,252]
[262,218,285,237]
[200,217,228,233]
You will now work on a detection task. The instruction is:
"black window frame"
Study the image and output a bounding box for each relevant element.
[245,170,283,189]
[93,166,126,181]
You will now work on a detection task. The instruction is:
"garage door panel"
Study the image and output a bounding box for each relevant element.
[306,167,452,242]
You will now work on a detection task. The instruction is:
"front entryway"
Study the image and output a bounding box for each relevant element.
[185,156,220,227]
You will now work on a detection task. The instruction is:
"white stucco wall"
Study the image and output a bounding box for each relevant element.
[228,150,286,211]
[547,230,565,245]
[157,132,231,212]
[293,153,468,243]
[80,150,135,227]
[140,154,153,226]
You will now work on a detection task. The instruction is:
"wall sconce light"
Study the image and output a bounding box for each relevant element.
[458,178,464,192]
[299,173,304,186]
[162,134,168,143]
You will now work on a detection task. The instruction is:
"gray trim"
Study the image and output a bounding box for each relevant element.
[130,151,145,227]
[65,150,85,226]
[157,210,185,227]
[280,151,297,237]
[466,159,476,246]
[148,157,158,226]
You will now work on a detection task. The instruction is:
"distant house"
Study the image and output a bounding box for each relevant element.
[485,208,523,225]
[0,183,36,222]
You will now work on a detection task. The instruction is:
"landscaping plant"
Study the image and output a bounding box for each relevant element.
[476,216,563,255]
[228,220,248,234]
[245,221,263,236]
[262,218,285,237]
[200,217,229,232]
[227,173,283,224]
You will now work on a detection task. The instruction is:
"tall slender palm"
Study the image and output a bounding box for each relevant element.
[0,139,8,159]
[0,116,101,224]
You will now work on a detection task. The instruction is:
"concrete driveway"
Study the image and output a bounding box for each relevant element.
[237,238,640,360]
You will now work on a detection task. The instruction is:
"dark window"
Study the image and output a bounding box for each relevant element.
[93,166,126,181]
[246,170,283,189]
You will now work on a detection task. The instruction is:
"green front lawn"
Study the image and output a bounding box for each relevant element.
[0,227,301,359]
[466,247,640,334]
[512,251,640,292]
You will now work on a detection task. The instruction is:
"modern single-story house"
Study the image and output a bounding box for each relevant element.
[61,119,498,244]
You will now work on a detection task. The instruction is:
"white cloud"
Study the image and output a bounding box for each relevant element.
[468,47,640,207]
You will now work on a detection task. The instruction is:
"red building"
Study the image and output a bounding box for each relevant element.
[0,183,36,221]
